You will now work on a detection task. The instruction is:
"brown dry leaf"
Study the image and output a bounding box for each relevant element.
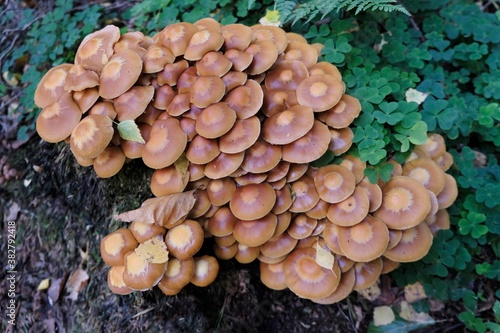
[357,281,381,301]
[66,269,89,301]
[48,275,67,305]
[399,301,434,323]
[404,282,427,303]
[373,306,395,326]
[114,190,197,228]
[135,236,169,264]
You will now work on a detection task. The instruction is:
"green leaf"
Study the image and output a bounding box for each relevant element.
[117,120,145,144]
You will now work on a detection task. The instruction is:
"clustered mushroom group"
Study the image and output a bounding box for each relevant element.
[34,18,458,303]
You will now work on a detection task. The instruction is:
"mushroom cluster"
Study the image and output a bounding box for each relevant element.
[34,19,458,302]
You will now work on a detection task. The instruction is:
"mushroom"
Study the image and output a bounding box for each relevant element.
[229,183,276,221]
[196,51,232,77]
[383,222,433,263]
[184,29,224,61]
[99,49,143,99]
[158,22,198,57]
[100,228,139,266]
[129,221,167,243]
[191,255,219,287]
[262,105,315,145]
[296,74,344,112]
[326,186,370,227]
[221,24,253,51]
[313,164,356,204]
[36,93,82,143]
[233,213,278,247]
[158,257,195,291]
[150,165,190,197]
[259,261,287,291]
[195,102,236,138]
[107,266,134,295]
[142,118,187,169]
[190,76,226,108]
[164,220,204,260]
[352,258,383,291]
[402,158,446,195]
[282,120,331,164]
[219,117,261,154]
[311,267,355,304]
[70,114,114,159]
[122,250,167,291]
[75,25,120,73]
[93,146,126,178]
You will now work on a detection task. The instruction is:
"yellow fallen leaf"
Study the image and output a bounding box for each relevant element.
[373,306,395,326]
[315,242,335,270]
[114,190,197,228]
[404,282,427,303]
[399,301,434,323]
[357,281,381,301]
[37,278,50,291]
[135,236,169,264]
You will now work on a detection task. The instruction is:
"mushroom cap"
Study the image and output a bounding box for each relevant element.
[251,25,288,54]
[422,133,447,159]
[190,76,226,108]
[188,190,212,219]
[329,127,354,155]
[99,49,143,99]
[129,221,167,243]
[204,151,245,179]
[158,22,198,57]
[322,222,344,255]
[313,164,356,204]
[282,120,331,164]
[121,123,151,159]
[339,155,366,184]
[287,214,318,240]
[308,62,342,80]
[93,146,126,178]
[196,51,232,77]
[206,178,236,207]
[245,40,279,75]
[383,222,433,263]
[194,17,222,32]
[265,60,309,90]
[262,105,315,145]
[286,163,309,182]
[310,267,356,304]
[229,183,276,221]
[100,228,139,266]
[221,24,253,51]
[284,41,318,68]
[166,93,191,116]
[337,215,390,262]
[122,250,167,291]
[353,258,383,291]
[165,220,204,260]
[73,87,100,113]
[158,257,195,290]
[157,60,189,86]
[207,206,237,237]
[64,64,99,92]
[152,85,176,110]
[273,211,292,237]
[36,93,82,143]
[241,140,281,174]
[403,158,446,195]
[296,74,344,112]
[305,199,329,220]
[143,44,175,73]
[374,176,432,230]
[436,173,458,209]
[191,255,219,287]
[195,102,236,138]
[235,244,260,263]
[260,232,298,258]
[272,185,294,215]
[317,94,361,129]
[283,247,341,299]
[387,228,403,250]
[221,70,248,92]
[114,85,155,121]
[184,29,224,61]
[142,118,187,169]
[289,175,320,213]
[381,257,400,274]
[262,88,298,117]
[214,233,236,247]
[107,266,134,295]
[88,101,117,119]
[425,209,450,235]
[326,186,370,227]
[70,114,114,159]
[219,117,261,154]
[186,135,221,164]
[223,79,263,119]
[234,172,268,186]
[358,178,383,213]
[150,165,190,197]
[259,261,288,291]
[435,151,454,171]
[75,25,120,73]
[213,242,238,260]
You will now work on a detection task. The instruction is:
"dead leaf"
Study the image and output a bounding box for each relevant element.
[114,190,197,228]
[373,306,395,326]
[6,202,20,221]
[66,269,89,301]
[399,301,435,323]
[404,282,427,303]
[48,275,68,305]
[357,281,381,301]
[135,236,169,264]
[315,242,335,271]
[37,278,50,291]
[174,153,189,175]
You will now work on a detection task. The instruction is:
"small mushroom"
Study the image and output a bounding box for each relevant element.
[100,228,139,266]
[191,255,219,287]
[70,114,114,159]
[164,220,204,260]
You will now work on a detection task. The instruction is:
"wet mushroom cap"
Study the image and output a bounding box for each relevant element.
[219,117,261,154]
[221,24,253,51]
[326,186,370,227]
[207,206,237,236]
[281,120,331,164]
[402,158,446,195]
[142,118,187,169]
[75,25,120,73]
[233,213,278,247]
[229,183,276,221]
[195,102,236,139]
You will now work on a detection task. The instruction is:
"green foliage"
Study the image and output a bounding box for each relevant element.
[273,0,410,25]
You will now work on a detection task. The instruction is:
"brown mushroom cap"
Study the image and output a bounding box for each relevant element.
[374,176,432,230]
[239,140,282,174]
[403,158,446,195]
[387,228,403,250]
[381,257,400,274]
[186,135,221,165]
[308,62,342,80]
[436,173,458,209]
[196,51,232,77]
[329,127,354,156]
[289,175,320,213]
[259,261,288,291]
[165,220,204,260]
[265,60,309,90]
[426,209,450,235]
[435,151,454,171]
[224,79,263,119]
[122,250,167,291]
[184,29,224,61]
[383,222,433,263]
[221,24,253,51]
[287,214,318,240]
[340,155,366,184]
[150,165,190,197]
[229,183,276,221]
[221,70,248,92]
[73,87,100,113]
[64,64,99,92]
[282,120,331,164]
[358,178,383,213]
[251,25,288,54]
[70,114,114,159]
[273,211,293,237]
[36,93,83,143]
[311,267,356,304]
[286,163,309,183]
[422,133,447,159]
[233,213,278,247]
[204,151,245,179]
[317,94,362,129]
[219,117,261,154]
[142,118,187,169]
[213,242,238,260]
[327,186,370,227]
[130,221,167,243]
[190,76,226,108]
[322,222,344,255]
[75,25,120,73]
[262,105,315,145]
[314,164,356,204]
[260,232,298,258]
[284,41,318,69]
[114,85,155,121]
[245,40,279,75]
[296,74,344,112]
[235,244,260,264]
[100,228,139,266]
[157,60,189,86]
[99,49,143,99]
[158,22,198,57]
[353,258,383,291]
[195,102,236,138]
[262,88,299,117]
[272,185,294,215]
[337,215,389,262]
[224,49,254,72]
[205,178,236,207]
[207,206,237,237]
[107,266,134,295]
[283,247,341,299]
[93,146,126,178]
[158,257,195,290]
[191,255,219,287]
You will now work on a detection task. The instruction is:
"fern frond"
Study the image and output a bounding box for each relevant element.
[274,0,298,24]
